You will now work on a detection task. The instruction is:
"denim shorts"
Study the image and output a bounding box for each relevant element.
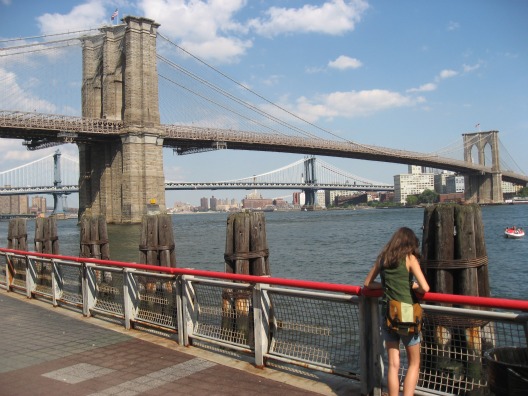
[381,320,421,347]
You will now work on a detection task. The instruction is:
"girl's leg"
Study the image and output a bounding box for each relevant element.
[386,341,401,396]
[403,342,421,396]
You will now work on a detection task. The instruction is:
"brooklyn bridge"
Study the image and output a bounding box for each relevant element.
[1,16,526,223]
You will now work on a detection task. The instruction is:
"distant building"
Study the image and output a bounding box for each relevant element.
[292,192,305,206]
[209,196,218,211]
[0,195,29,214]
[434,171,453,194]
[502,181,521,195]
[394,166,434,204]
[315,190,326,208]
[31,196,47,215]
[200,197,209,211]
[326,190,356,206]
[446,175,465,194]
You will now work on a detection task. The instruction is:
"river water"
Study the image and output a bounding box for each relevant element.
[1,205,526,300]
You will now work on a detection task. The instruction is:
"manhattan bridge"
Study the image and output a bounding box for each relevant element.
[0,151,394,213]
[0,16,526,222]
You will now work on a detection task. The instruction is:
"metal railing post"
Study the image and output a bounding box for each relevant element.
[82,263,96,317]
[253,283,270,368]
[175,275,185,345]
[51,259,63,306]
[359,294,383,396]
[123,268,137,330]
[182,275,196,346]
[5,253,14,291]
[26,256,36,298]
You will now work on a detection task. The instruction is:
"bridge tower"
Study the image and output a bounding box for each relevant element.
[51,149,65,216]
[79,16,166,223]
[302,156,317,207]
[463,131,503,204]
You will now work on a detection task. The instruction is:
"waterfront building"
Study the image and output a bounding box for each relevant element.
[31,196,47,215]
[394,166,435,204]
[199,197,209,211]
[446,175,465,194]
[502,180,521,195]
[326,190,356,206]
[242,196,273,210]
[315,190,326,208]
[292,192,305,206]
[434,171,453,194]
[0,194,29,214]
[210,196,218,211]
[172,201,194,212]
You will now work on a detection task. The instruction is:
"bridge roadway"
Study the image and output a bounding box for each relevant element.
[1,110,527,186]
[0,291,359,395]
[0,182,394,195]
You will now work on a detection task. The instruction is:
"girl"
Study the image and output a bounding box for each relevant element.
[364,227,430,396]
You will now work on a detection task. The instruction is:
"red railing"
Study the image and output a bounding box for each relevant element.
[2,247,527,311]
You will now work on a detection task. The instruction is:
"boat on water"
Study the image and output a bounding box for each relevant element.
[504,227,525,239]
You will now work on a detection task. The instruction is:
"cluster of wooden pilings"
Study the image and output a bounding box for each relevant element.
[421,203,491,393]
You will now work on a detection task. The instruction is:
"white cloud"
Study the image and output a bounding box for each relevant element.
[36,0,108,34]
[293,89,419,122]
[328,55,362,70]
[462,63,481,73]
[447,21,460,31]
[438,69,458,80]
[0,68,57,113]
[139,0,250,63]
[406,83,437,93]
[247,0,369,37]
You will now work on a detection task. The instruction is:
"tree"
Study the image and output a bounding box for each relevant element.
[406,195,419,206]
[518,187,528,197]
[419,189,439,204]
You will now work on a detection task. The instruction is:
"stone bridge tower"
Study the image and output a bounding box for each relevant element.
[463,131,503,204]
[79,16,165,223]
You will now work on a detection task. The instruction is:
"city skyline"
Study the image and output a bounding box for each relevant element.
[1,1,527,206]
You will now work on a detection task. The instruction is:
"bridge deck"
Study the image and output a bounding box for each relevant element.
[0,291,359,396]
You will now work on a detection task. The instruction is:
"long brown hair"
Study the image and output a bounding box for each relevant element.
[376,227,421,269]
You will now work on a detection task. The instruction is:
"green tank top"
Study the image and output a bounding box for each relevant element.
[381,258,415,304]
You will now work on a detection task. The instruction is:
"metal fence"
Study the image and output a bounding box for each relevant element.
[1,248,527,395]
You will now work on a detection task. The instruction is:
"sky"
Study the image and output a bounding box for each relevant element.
[1,0,527,208]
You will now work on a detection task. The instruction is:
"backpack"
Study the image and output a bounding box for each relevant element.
[385,299,423,336]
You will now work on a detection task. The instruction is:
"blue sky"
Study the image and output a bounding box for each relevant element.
[1,0,527,207]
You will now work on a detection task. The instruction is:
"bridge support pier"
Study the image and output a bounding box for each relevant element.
[79,16,166,223]
[78,134,165,224]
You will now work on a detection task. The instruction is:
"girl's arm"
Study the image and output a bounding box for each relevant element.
[364,262,382,289]
[407,254,430,294]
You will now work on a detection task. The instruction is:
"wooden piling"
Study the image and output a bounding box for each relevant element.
[422,203,490,390]
[7,219,28,286]
[223,211,271,344]
[80,213,110,283]
[7,218,27,251]
[33,216,60,287]
[139,213,176,267]
[138,213,176,297]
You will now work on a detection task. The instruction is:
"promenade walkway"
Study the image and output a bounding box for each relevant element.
[0,292,361,396]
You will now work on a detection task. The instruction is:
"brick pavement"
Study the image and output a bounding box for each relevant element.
[0,292,361,395]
